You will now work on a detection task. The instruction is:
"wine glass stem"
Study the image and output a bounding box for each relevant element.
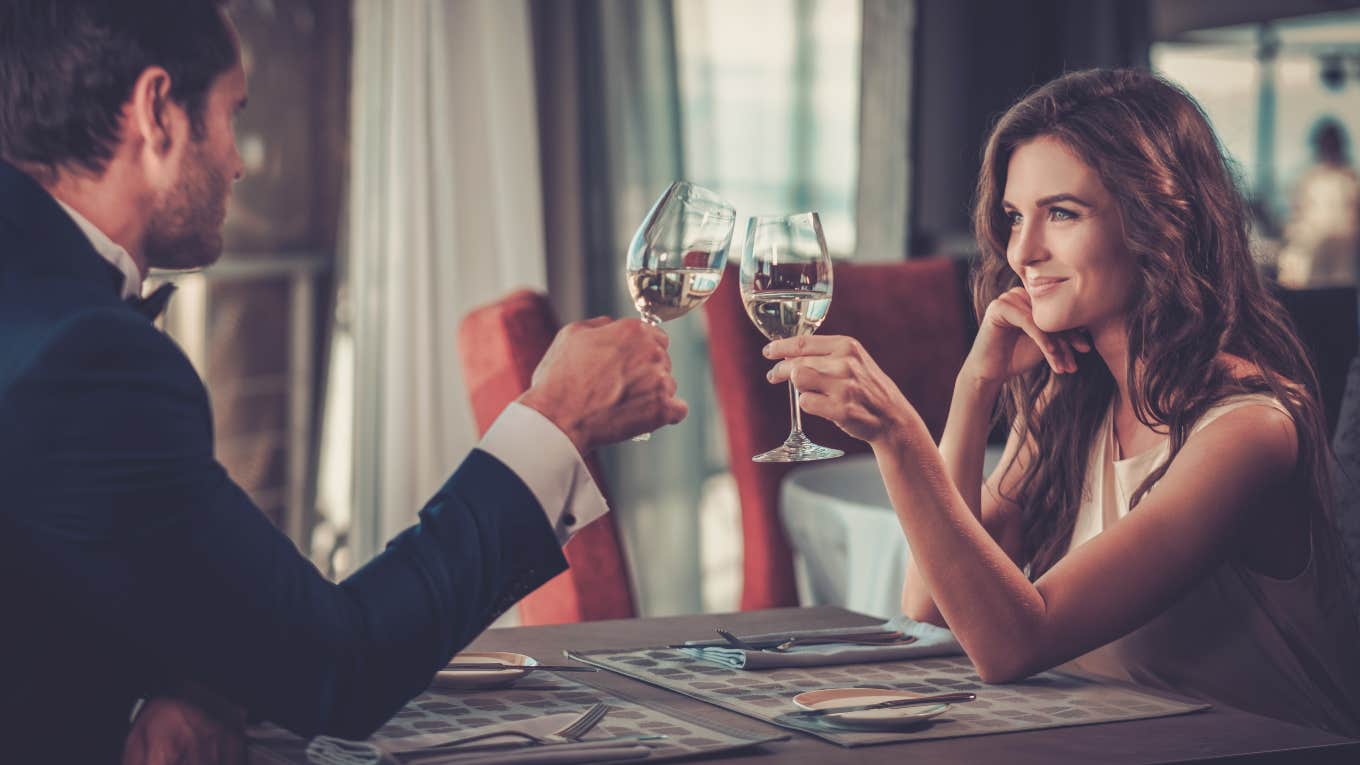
[787,381,805,437]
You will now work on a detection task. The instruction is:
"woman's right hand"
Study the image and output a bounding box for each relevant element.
[963,287,1091,384]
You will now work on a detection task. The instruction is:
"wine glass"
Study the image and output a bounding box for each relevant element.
[625,181,735,439]
[740,212,843,462]
[626,181,735,325]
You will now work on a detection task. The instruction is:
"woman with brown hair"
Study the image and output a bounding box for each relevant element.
[765,68,1360,735]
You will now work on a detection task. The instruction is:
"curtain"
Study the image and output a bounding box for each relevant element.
[532,0,713,616]
[854,0,914,262]
[323,0,550,568]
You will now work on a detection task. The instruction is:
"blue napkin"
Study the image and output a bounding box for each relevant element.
[677,616,963,670]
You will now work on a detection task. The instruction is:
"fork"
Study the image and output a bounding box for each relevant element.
[714,628,763,651]
[546,702,610,742]
[305,703,612,765]
[396,702,611,755]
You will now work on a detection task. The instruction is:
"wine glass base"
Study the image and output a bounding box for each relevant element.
[752,432,844,463]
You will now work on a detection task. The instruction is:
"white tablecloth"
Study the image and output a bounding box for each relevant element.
[779,449,1003,619]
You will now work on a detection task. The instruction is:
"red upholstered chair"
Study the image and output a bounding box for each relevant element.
[458,289,636,624]
[703,257,974,610]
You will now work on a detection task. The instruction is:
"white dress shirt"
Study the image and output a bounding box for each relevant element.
[478,402,610,544]
[54,198,142,299]
[50,197,608,547]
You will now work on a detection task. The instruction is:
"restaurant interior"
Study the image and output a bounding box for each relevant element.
[152,0,1360,760]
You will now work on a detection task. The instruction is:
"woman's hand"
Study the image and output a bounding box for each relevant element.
[764,335,923,447]
[965,287,1091,384]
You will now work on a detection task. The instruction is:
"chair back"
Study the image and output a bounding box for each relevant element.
[458,289,636,624]
[1274,285,1359,434]
[1331,356,1360,622]
[703,257,974,609]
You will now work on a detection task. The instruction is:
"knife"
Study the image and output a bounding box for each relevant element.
[795,692,976,717]
[440,663,599,672]
[667,629,906,650]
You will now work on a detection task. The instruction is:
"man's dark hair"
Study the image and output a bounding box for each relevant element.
[0,0,236,180]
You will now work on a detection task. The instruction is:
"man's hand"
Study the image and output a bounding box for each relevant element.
[122,687,246,765]
[519,317,688,452]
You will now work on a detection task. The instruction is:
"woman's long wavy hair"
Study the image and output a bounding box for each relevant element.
[973,69,1343,587]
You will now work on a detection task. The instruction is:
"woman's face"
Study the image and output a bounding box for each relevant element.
[1002,135,1137,336]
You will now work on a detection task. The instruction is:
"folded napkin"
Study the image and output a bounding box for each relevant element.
[677,616,963,670]
[374,712,581,754]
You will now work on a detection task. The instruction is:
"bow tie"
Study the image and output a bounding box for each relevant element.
[126,282,176,321]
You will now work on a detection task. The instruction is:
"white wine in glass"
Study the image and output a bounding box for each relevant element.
[625,181,735,439]
[740,212,844,462]
[744,289,832,340]
[627,266,724,323]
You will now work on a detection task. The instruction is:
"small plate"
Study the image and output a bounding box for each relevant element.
[792,688,950,729]
[433,651,538,690]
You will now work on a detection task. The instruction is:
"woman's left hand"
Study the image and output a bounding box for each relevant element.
[764,334,923,447]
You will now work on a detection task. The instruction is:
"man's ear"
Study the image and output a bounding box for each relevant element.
[126,66,189,181]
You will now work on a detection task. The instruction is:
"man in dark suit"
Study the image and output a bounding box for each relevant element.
[0,1,687,762]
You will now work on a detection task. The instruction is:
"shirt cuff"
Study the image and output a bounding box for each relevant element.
[477,402,610,545]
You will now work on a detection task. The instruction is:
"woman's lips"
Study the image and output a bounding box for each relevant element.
[1027,277,1067,298]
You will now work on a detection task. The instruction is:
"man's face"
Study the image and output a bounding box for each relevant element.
[143,55,246,271]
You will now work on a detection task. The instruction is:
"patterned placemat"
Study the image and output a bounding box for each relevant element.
[567,647,1211,747]
[248,671,785,763]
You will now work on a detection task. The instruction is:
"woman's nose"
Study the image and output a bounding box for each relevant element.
[1008,219,1048,270]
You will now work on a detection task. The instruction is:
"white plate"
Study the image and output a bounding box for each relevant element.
[433,651,538,690]
[792,687,950,729]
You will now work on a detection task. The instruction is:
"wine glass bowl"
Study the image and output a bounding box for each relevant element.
[740,212,844,463]
[626,182,735,326]
[624,181,734,441]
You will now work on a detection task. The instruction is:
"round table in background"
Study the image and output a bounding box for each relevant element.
[779,448,1004,619]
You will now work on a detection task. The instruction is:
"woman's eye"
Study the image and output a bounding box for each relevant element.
[1049,207,1077,222]
[1005,210,1022,227]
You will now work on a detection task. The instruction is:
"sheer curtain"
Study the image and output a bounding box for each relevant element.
[531,0,870,615]
[321,0,549,569]
[532,0,713,616]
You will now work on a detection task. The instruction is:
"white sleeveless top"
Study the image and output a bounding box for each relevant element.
[1060,394,1360,736]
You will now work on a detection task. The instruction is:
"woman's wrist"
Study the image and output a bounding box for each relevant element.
[870,409,933,455]
[956,364,1005,401]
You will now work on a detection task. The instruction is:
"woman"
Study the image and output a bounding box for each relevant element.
[765,69,1360,735]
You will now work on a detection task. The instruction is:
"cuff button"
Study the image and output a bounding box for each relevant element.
[563,513,577,526]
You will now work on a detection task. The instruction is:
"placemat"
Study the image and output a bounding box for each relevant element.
[248,671,785,763]
[567,647,1210,747]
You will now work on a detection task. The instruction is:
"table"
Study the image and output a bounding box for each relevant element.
[467,606,1358,764]
[780,451,1002,618]
[779,455,907,618]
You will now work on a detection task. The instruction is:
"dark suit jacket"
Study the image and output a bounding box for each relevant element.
[0,160,567,761]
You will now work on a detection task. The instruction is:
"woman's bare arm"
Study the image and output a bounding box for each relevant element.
[903,372,1028,624]
[879,402,1295,682]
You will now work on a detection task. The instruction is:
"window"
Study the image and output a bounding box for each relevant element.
[675,0,861,255]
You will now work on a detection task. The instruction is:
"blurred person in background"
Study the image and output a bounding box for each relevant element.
[1277,118,1360,288]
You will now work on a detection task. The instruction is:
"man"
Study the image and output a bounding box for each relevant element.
[0,1,687,762]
